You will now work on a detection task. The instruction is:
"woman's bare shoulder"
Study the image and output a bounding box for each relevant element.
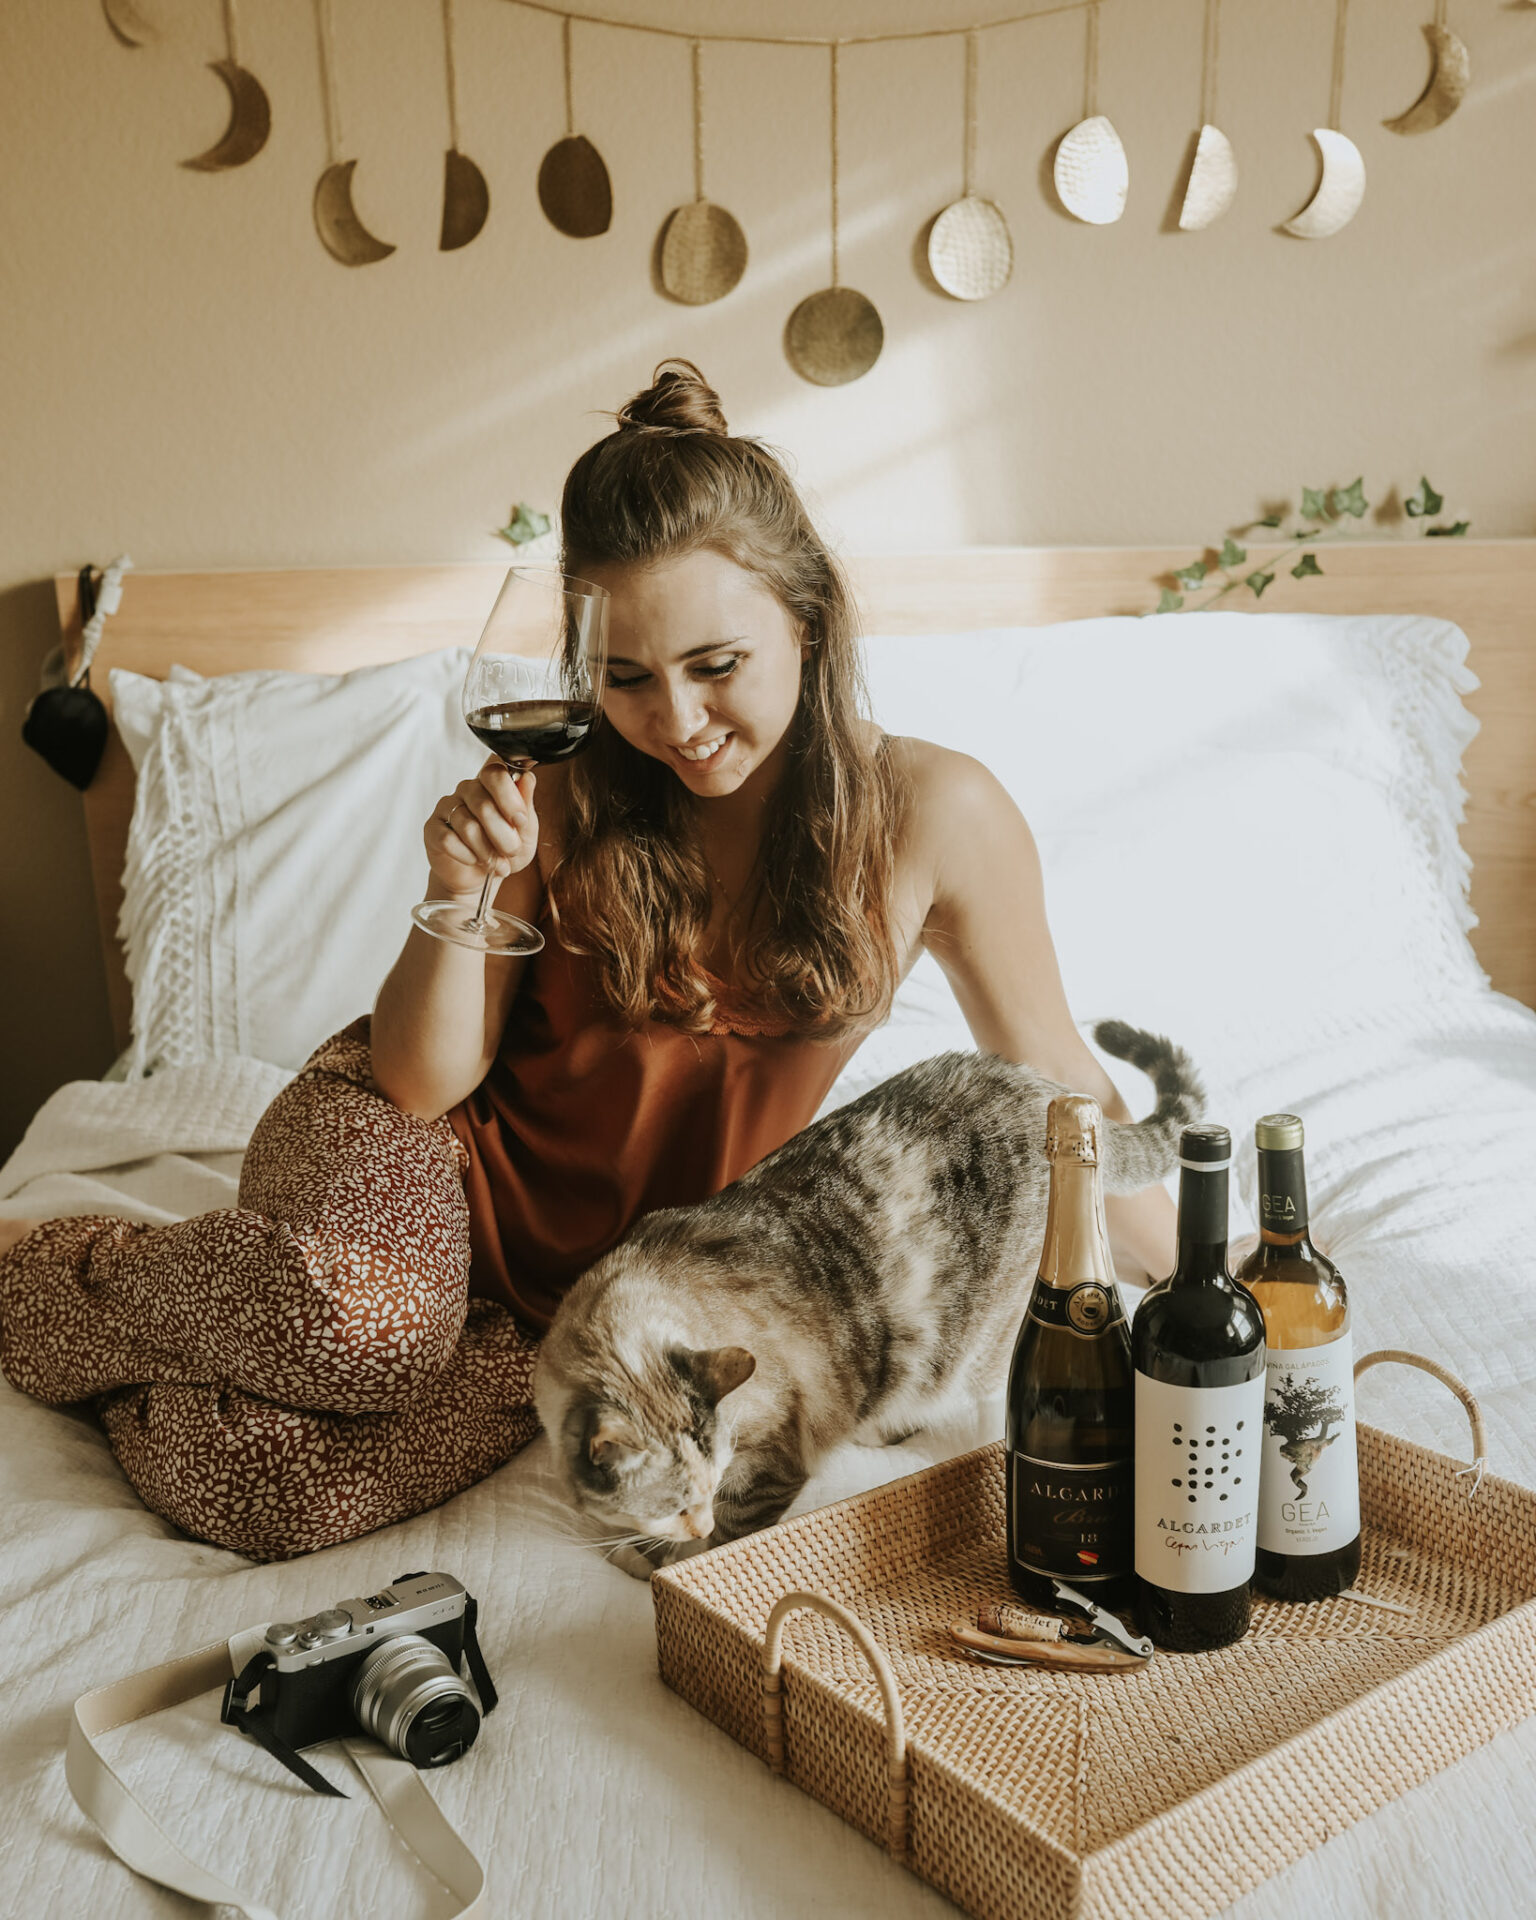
[882,734,1016,834]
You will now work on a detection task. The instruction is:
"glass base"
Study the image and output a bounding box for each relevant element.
[410,899,545,957]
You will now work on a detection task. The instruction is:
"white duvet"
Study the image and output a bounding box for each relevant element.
[3,989,1535,1920]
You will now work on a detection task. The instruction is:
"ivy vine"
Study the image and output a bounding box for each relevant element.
[1152,478,1470,615]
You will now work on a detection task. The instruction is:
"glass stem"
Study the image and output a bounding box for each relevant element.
[465,754,527,934]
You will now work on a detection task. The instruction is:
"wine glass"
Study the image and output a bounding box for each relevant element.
[411,566,609,956]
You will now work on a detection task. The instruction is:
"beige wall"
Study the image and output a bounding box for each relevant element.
[3,0,1534,1155]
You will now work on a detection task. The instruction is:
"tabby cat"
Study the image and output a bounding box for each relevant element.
[532,1020,1202,1576]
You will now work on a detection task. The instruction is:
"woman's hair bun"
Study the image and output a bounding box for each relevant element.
[614,359,729,437]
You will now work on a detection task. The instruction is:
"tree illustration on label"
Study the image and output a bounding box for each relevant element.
[1264,1373,1346,1498]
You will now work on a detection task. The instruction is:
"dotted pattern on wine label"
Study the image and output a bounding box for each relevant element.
[1168,1420,1246,1503]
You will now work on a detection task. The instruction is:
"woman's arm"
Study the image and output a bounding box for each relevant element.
[901,742,1178,1285]
[370,763,544,1120]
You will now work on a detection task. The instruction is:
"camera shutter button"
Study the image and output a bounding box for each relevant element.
[307,1610,352,1641]
[264,1622,301,1649]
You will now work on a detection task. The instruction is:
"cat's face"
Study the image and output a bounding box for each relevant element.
[560,1345,755,1545]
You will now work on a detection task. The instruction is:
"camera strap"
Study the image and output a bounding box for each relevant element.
[67,1627,487,1918]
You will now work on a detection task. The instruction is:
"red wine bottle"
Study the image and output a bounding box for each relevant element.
[466,699,597,767]
[1132,1124,1266,1651]
[1237,1115,1362,1601]
[1006,1095,1135,1612]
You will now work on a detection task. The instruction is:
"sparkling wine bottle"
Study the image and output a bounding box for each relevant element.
[1006,1095,1135,1613]
[1236,1114,1362,1602]
[1132,1123,1266,1651]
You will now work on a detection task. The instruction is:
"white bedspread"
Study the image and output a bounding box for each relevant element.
[3,994,1535,1920]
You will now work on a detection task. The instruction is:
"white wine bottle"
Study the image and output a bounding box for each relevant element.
[1132,1124,1266,1651]
[1005,1095,1135,1612]
[1236,1114,1361,1601]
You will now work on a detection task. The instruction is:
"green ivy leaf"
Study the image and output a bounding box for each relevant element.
[1257,514,1283,529]
[1173,560,1208,590]
[1246,569,1275,598]
[1404,476,1444,519]
[1295,528,1322,539]
[1300,486,1332,522]
[1291,552,1324,579]
[1155,588,1185,613]
[1425,519,1471,538]
[1331,477,1368,519]
[497,503,553,547]
[1217,538,1247,569]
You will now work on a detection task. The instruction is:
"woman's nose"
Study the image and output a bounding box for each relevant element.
[656,680,710,742]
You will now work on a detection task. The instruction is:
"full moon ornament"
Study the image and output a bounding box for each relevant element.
[1284,0,1365,238]
[310,0,395,264]
[1178,0,1237,230]
[183,0,271,173]
[785,44,883,386]
[1054,5,1128,225]
[538,16,612,239]
[926,32,1013,300]
[1383,7,1470,134]
[659,41,748,304]
[438,0,489,249]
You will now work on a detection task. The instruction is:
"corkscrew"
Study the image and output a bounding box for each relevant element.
[947,1580,1153,1672]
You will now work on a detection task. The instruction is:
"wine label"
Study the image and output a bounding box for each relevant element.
[1257,1333,1360,1555]
[1010,1450,1133,1583]
[1027,1280,1126,1337]
[1134,1372,1266,1593]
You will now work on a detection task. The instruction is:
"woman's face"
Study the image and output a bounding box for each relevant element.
[582,549,805,801]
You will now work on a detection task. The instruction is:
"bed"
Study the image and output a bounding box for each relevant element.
[4,540,1535,1920]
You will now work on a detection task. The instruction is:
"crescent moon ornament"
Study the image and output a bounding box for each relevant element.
[1178,124,1238,230]
[1054,115,1129,225]
[1283,127,1366,238]
[1383,22,1470,134]
[438,0,489,250]
[182,58,272,171]
[926,34,1013,300]
[102,0,157,46]
[314,159,397,265]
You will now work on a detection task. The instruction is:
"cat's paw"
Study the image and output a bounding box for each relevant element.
[608,1544,659,1582]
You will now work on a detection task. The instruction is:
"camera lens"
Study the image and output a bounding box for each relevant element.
[349,1633,481,1769]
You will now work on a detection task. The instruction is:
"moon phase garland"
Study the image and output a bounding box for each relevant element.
[101,0,1501,380]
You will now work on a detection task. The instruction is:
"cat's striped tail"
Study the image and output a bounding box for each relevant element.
[1090,1019,1206,1193]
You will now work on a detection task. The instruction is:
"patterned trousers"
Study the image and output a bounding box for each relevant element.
[0,1021,540,1561]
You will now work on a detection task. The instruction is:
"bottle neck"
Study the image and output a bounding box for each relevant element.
[1037,1156,1116,1289]
[1172,1163,1231,1282]
[1256,1145,1310,1245]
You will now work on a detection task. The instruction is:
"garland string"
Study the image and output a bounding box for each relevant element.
[829,40,841,287]
[1083,0,1100,120]
[313,0,343,164]
[1327,0,1350,130]
[443,0,462,150]
[691,38,704,202]
[501,0,1110,52]
[962,29,978,197]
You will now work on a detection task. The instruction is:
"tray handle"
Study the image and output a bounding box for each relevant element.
[761,1590,908,1866]
[1354,1348,1488,1497]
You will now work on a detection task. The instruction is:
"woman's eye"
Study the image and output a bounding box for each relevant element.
[606,673,648,690]
[695,657,741,679]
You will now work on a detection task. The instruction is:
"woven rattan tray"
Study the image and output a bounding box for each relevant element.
[652,1352,1536,1920]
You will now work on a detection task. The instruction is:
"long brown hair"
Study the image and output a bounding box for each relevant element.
[551,359,901,1039]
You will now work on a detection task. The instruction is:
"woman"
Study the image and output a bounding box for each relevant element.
[0,363,1173,1560]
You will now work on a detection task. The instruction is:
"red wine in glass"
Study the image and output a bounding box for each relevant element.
[410,568,609,957]
[465,700,598,766]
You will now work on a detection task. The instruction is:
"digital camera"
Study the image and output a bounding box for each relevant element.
[221,1570,496,1793]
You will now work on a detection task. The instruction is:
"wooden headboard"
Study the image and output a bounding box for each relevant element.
[55,539,1536,1050]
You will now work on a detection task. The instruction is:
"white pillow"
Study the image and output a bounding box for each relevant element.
[856,611,1484,1073]
[112,650,478,1075]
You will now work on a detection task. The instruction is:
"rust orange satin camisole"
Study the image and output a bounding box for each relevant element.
[445,932,862,1333]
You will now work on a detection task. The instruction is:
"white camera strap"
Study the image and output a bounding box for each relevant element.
[67,1626,486,1919]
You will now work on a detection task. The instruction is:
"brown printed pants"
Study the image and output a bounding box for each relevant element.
[0,1021,540,1561]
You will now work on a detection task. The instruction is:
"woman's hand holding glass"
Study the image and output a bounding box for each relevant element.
[425,762,539,902]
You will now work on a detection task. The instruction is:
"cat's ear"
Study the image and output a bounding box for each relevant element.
[677,1346,757,1407]
[588,1411,643,1469]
